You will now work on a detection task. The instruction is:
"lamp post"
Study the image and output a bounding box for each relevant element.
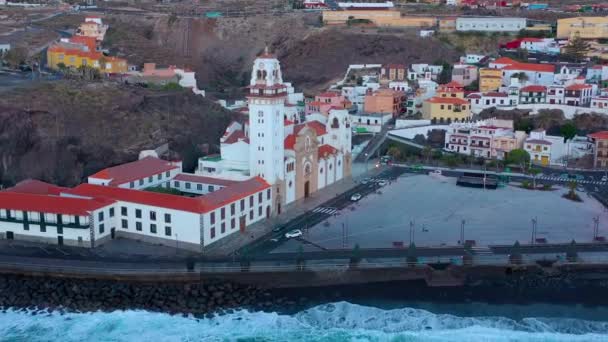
[593,216,600,241]
[460,219,465,245]
[365,153,369,173]
[531,217,537,245]
[175,233,179,255]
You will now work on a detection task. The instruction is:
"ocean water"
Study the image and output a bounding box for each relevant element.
[1,301,608,342]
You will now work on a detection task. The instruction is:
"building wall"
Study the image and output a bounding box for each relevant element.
[456,17,526,32]
[0,208,97,248]
[202,187,271,246]
[106,201,201,248]
[479,68,503,92]
[110,168,179,190]
[323,10,436,27]
[422,102,471,123]
[557,17,608,39]
[293,129,319,201]
[285,157,296,204]
[171,179,226,195]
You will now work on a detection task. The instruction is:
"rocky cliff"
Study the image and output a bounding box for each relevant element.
[0,81,236,187]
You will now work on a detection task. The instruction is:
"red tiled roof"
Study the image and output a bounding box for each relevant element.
[440,81,464,88]
[318,144,338,157]
[223,130,249,144]
[88,156,179,186]
[426,97,469,105]
[492,57,518,65]
[202,177,270,211]
[294,121,327,136]
[4,179,68,196]
[503,63,554,73]
[0,191,114,216]
[485,92,508,97]
[68,183,206,213]
[284,134,296,149]
[173,174,239,187]
[48,44,103,60]
[521,85,547,92]
[317,91,340,98]
[467,94,481,99]
[526,139,552,145]
[588,131,608,140]
[520,38,544,43]
[68,36,97,51]
[566,84,592,90]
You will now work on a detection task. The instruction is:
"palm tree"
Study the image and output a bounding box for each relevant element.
[529,168,541,189]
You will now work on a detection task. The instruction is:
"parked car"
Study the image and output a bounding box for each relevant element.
[350,193,362,201]
[285,229,303,239]
[602,176,608,183]
[269,238,280,243]
[378,180,388,187]
[272,226,282,233]
[361,178,370,185]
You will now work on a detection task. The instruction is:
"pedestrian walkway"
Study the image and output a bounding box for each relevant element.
[201,164,385,257]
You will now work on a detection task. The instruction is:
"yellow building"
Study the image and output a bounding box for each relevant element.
[422,97,471,123]
[47,43,127,73]
[557,17,608,39]
[323,10,436,27]
[479,68,503,92]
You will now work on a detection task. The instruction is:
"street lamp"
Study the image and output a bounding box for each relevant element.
[365,153,369,173]
[531,217,537,245]
[460,219,465,245]
[593,216,600,241]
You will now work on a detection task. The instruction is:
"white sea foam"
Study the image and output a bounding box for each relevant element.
[0,302,607,342]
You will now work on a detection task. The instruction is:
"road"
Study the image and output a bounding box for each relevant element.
[240,167,407,257]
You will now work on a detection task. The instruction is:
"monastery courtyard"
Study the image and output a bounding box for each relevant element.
[272,174,608,252]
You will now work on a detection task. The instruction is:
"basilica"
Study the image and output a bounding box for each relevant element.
[197,49,352,214]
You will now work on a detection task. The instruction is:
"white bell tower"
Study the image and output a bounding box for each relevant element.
[247,48,286,186]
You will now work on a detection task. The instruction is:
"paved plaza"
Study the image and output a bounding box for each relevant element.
[273,173,608,252]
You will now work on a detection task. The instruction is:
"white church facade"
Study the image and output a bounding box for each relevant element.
[197,50,352,214]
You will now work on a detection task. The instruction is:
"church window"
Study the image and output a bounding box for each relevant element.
[331,117,339,129]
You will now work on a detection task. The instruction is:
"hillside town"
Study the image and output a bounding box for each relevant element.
[2,0,608,251]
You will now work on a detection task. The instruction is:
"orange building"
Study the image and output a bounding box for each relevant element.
[363,88,405,117]
[47,42,127,74]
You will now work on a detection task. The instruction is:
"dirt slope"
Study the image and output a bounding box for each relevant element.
[0,81,236,187]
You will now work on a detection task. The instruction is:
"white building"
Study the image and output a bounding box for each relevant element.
[456,17,527,32]
[519,38,560,55]
[547,85,566,104]
[524,129,592,166]
[350,112,392,133]
[565,83,595,106]
[444,119,526,159]
[460,54,487,65]
[197,49,352,213]
[88,156,182,190]
[587,65,608,84]
[591,96,608,110]
[408,64,443,82]
[0,173,272,251]
[467,92,517,114]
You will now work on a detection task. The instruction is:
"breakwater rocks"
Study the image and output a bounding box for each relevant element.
[0,275,300,315]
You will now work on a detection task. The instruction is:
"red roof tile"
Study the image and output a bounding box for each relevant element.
[4,179,68,196]
[588,131,608,140]
[520,85,547,92]
[485,92,509,97]
[294,121,327,136]
[426,97,469,105]
[317,91,340,98]
[173,174,239,187]
[566,84,592,91]
[68,184,205,213]
[503,63,554,73]
[0,191,114,216]
[318,144,338,157]
[284,134,296,149]
[88,156,179,186]
[223,130,249,144]
[492,57,518,65]
[202,177,270,211]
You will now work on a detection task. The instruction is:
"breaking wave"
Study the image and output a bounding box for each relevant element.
[1,301,607,341]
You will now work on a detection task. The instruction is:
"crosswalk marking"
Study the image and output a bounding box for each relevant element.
[312,207,339,215]
[470,247,492,255]
[535,177,606,185]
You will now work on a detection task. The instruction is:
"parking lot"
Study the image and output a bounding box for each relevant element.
[271,173,608,252]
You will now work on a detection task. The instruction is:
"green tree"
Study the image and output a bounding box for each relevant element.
[529,168,541,189]
[387,146,402,161]
[562,34,591,63]
[514,72,529,83]
[2,46,28,68]
[505,149,530,170]
[436,62,453,85]
[560,122,577,142]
